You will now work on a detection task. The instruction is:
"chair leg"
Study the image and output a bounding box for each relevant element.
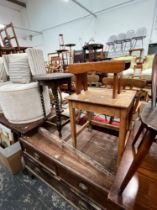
[119,129,156,194]
[132,123,144,145]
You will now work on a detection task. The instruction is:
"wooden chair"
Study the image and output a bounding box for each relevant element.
[0,22,26,54]
[119,53,157,194]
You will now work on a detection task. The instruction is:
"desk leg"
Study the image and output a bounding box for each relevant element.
[118,109,127,163]
[113,73,118,98]
[51,86,62,138]
[69,101,77,147]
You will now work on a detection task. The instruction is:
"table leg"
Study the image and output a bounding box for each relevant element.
[69,101,77,147]
[118,109,128,163]
[113,73,118,99]
[51,86,62,138]
[67,78,72,94]
[75,73,88,94]
[38,83,47,118]
[87,111,93,131]
[118,73,122,94]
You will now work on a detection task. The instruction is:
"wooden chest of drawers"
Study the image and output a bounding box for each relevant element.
[20,128,123,210]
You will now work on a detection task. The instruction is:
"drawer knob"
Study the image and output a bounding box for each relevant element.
[78,200,88,210]
[34,167,41,174]
[34,152,40,160]
[79,183,88,192]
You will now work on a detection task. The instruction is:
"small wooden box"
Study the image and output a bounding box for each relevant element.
[0,141,22,174]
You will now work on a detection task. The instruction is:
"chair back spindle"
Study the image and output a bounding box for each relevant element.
[151,53,157,108]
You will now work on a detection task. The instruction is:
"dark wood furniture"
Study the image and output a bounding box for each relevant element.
[0,22,28,56]
[116,53,157,194]
[20,127,123,210]
[67,88,136,162]
[56,49,68,71]
[68,60,130,98]
[33,73,73,137]
[0,113,46,136]
[83,43,104,62]
[65,43,76,64]
[119,103,157,193]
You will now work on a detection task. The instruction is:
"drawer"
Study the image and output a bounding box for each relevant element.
[23,152,58,178]
[57,165,108,209]
[21,141,57,175]
[24,155,99,210]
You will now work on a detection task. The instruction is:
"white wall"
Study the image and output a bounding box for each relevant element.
[0,4,32,47]
[93,0,156,54]
[22,0,157,57]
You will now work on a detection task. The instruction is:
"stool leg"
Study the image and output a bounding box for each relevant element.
[119,129,156,194]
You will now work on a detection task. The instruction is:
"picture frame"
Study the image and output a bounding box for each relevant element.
[0,124,14,148]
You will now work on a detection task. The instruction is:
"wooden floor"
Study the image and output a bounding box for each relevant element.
[47,121,157,210]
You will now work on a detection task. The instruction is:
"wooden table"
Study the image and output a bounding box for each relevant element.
[33,73,73,137]
[67,88,136,162]
[68,60,130,98]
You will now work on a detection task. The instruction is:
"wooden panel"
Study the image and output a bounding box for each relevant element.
[21,141,58,175]
[57,164,109,209]
[68,60,130,74]
[24,154,103,210]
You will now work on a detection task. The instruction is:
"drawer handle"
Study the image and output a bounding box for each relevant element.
[34,167,41,174]
[34,152,40,160]
[79,183,88,192]
[78,200,88,210]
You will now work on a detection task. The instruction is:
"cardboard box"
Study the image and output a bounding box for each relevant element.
[0,141,22,174]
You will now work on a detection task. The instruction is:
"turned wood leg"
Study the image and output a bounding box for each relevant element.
[69,101,77,147]
[67,78,72,95]
[38,83,47,118]
[51,86,62,138]
[119,129,156,194]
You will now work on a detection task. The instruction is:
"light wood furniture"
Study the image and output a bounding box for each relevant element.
[129,48,144,58]
[67,88,136,161]
[68,60,130,98]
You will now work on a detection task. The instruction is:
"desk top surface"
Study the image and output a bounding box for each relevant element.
[68,60,130,74]
[67,88,136,108]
